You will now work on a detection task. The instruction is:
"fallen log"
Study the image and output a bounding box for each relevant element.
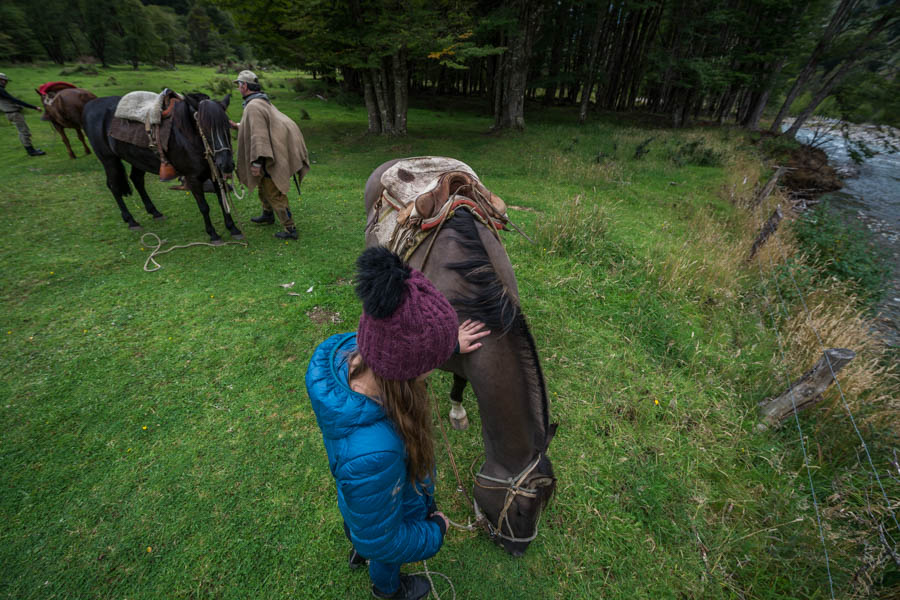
[747,205,783,262]
[757,348,856,430]
[750,166,787,209]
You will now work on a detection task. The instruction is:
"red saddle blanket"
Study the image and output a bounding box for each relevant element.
[37,81,76,96]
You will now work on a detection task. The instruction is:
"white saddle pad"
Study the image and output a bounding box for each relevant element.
[114,91,165,125]
[380,156,478,207]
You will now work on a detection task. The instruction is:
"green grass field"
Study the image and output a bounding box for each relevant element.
[1,64,896,599]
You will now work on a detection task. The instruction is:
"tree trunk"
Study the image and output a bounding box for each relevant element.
[785,7,896,139]
[362,70,382,134]
[494,0,544,130]
[392,48,408,135]
[578,2,607,123]
[542,0,571,105]
[743,60,785,129]
[769,0,860,133]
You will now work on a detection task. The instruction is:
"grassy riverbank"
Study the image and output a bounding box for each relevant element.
[1,64,897,599]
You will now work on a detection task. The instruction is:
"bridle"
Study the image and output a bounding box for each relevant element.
[193,107,233,214]
[473,454,556,544]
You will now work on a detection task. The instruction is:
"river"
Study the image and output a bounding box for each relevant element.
[791,119,900,347]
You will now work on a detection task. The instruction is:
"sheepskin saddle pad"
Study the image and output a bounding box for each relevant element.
[368,156,508,258]
[114,90,182,125]
[380,156,507,228]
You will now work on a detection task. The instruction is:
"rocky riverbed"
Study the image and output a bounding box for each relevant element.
[789,118,900,347]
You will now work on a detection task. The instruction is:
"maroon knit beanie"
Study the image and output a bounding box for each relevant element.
[355,247,458,381]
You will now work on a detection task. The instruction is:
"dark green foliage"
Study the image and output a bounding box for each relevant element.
[792,202,890,304]
[634,137,654,160]
[757,134,801,162]
[205,76,234,96]
[667,139,724,167]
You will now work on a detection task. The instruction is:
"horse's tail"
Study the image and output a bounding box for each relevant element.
[82,97,132,198]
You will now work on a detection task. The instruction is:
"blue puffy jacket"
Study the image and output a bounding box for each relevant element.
[305,332,444,564]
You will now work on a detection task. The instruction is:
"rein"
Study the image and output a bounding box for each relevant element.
[193,111,232,214]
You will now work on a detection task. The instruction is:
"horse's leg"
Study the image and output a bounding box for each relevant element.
[129,167,165,220]
[54,123,75,159]
[449,373,470,430]
[75,127,91,156]
[101,157,140,229]
[212,180,243,239]
[188,177,222,244]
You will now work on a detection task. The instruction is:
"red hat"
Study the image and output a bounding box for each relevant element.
[355,247,458,381]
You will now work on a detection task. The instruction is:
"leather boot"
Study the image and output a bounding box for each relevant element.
[348,548,367,570]
[372,574,431,600]
[159,162,177,182]
[251,210,275,225]
[26,146,46,156]
[274,227,298,240]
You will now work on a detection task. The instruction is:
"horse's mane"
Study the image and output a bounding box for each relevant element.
[443,209,519,334]
[196,97,230,136]
[171,93,208,141]
[171,92,229,140]
[442,209,552,440]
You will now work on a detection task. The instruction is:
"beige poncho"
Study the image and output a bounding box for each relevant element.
[237,97,310,195]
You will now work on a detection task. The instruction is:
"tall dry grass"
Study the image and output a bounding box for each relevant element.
[752,195,899,437]
[745,163,899,598]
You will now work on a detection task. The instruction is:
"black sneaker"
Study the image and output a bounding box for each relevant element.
[372,574,431,600]
[274,228,298,240]
[348,548,367,570]
[250,210,275,224]
[26,146,46,156]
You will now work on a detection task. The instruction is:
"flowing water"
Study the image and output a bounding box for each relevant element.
[792,120,900,347]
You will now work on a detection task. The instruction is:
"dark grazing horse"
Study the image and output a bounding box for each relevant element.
[365,159,557,556]
[37,85,97,159]
[82,93,241,242]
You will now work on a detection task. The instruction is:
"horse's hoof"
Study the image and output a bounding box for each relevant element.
[129,224,142,231]
[154,214,166,221]
[450,415,469,430]
[231,233,245,241]
[210,239,224,246]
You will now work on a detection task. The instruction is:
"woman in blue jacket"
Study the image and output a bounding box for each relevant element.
[306,247,489,600]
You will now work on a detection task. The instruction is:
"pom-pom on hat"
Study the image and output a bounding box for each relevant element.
[355,247,458,381]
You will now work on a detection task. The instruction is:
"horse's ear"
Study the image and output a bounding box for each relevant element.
[543,423,558,451]
[183,94,200,112]
[220,93,230,109]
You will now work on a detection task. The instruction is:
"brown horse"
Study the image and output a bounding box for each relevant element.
[365,159,557,556]
[37,85,97,159]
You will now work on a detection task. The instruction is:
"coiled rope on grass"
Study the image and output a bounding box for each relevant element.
[141,232,247,272]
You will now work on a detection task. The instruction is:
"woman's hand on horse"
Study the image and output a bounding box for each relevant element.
[458,319,490,353]
[229,119,239,130]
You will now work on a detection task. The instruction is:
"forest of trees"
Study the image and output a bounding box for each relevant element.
[1,0,897,135]
[0,0,249,70]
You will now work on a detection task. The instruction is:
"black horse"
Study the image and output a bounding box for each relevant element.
[82,93,241,242]
[365,159,557,557]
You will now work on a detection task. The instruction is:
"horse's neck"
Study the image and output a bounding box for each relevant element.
[477,327,547,479]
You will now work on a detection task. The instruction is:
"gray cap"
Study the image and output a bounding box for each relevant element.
[0,73,8,81]
[234,70,258,85]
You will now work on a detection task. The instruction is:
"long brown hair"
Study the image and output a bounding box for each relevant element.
[348,351,435,484]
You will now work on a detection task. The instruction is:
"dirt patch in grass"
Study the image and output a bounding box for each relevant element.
[306,306,342,324]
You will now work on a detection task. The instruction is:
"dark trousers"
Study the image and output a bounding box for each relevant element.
[343,522,400,594]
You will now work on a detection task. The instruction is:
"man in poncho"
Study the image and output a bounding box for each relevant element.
[234,70,310,240]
